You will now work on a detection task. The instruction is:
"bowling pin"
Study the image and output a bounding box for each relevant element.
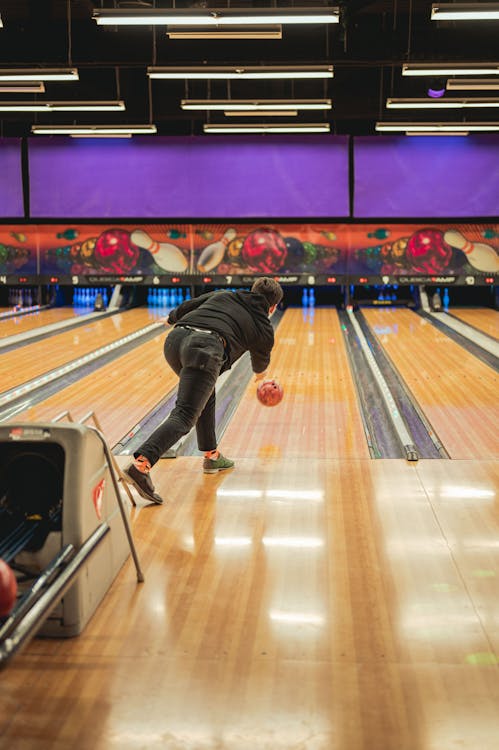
[197,228,236,273]
[443,288,450,310]
[444,229,499,273]
[131,230,188,273]
[302,288,309,307]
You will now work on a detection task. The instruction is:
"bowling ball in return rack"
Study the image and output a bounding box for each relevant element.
[0,558,17,617]
[256,379,284,407]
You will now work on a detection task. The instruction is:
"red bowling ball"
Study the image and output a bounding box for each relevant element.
[0,558,17,618]
[241,228,287,273]
[256,378,284,407]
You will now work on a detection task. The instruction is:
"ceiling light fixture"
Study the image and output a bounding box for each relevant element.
[431,3,499,20]
[0,82,45,93]
[203,123,331,133]
[181,99,332,111]
[166,25,282,39]
[0,68,79,81]
[31,124,157,135]
[403,63,499,76]
[427,78,446,97]
[376,121,499,132]
[0,14,3,29]
[447,78,499,90]
[407,131,469,136]
[225,110,298,116]
[387,97,499,109]
[93,7,339,26]
[0,101,125,112]
[69,134,133,139]
[149,65,334,80]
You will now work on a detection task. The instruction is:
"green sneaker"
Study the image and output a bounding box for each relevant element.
[203,454,235,474]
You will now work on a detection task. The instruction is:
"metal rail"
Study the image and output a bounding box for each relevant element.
[347,308,419,462]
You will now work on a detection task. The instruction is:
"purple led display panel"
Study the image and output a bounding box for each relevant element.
[28,136,350,219]
[354,135,499,218]
[0,139,24,217]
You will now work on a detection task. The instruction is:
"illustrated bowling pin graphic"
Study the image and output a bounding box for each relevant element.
[131,230,188,273]
[443,229,499,273]
[197,228,236,272]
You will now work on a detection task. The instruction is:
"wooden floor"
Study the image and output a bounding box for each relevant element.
[362,307,498,459]
[450,307,499,340]
[0,307,82,339]
[1,304,499,750]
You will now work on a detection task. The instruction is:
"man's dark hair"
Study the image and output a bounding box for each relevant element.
[251,277,283,308]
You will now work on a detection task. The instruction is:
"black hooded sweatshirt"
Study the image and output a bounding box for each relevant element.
[167,289,274,374]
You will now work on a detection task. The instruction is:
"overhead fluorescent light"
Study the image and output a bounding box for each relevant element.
[447,78,499,90]
[403,63,499,76]
[69,134,133,139]
[376,121,499,132]
[387,97,499,109]
[204,122,331,133]
[0,14,3,29]
[166,25,282,39]
[149,65,334,80]
[0,82,45,93]
[225,110,299,116]
[93,7,339,25]
[181,99,332,111]
[431,3,499,20]
[0,68,79,81]
[0,100,125,112]
[407,131,469,136]
[31,124,157,135]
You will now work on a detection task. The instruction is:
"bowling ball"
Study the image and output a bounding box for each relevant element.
[256,378,284,407]
[303,241,318,265]
[406,229,453,273]
[392,237,409,265]
[227,237,244,260]
[94,229,140,273]
[241,228,287,273]
[0,558,17,617]
[80,237,97,261]
[284,236,305,269]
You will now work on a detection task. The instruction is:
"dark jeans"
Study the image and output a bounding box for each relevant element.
[135,326,226,466]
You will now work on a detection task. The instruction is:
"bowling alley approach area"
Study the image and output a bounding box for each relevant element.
[0,218,498,749]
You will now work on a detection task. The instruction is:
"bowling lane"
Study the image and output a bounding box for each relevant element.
[0,307,165,394]
[450,307,499,341]
[221,307,371,459]
[0,306,82,339]
[3,454,499,749]
[9,323,177,447]
[362,307,498,459]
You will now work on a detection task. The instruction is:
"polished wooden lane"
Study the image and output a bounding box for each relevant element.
[450,307,499,341]
[222,307,370,459]
[0,308,165,395]
[362,307,498,459]
[9,323,175,448]
[1,456,499,749]
[0,306,81,339]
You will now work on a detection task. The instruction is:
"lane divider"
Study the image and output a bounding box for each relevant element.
[347,308,419,462]
[0,322,164,410]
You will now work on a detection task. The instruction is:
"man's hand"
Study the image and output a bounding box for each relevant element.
[254,371,267,382]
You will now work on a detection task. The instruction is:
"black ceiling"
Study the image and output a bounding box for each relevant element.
[0,0,498,137]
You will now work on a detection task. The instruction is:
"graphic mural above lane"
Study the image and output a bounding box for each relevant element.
[0,222,498,279]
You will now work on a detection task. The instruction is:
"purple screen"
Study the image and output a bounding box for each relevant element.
[0,139,24,217]
[29,135,350,219]
[354,135,499,218]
